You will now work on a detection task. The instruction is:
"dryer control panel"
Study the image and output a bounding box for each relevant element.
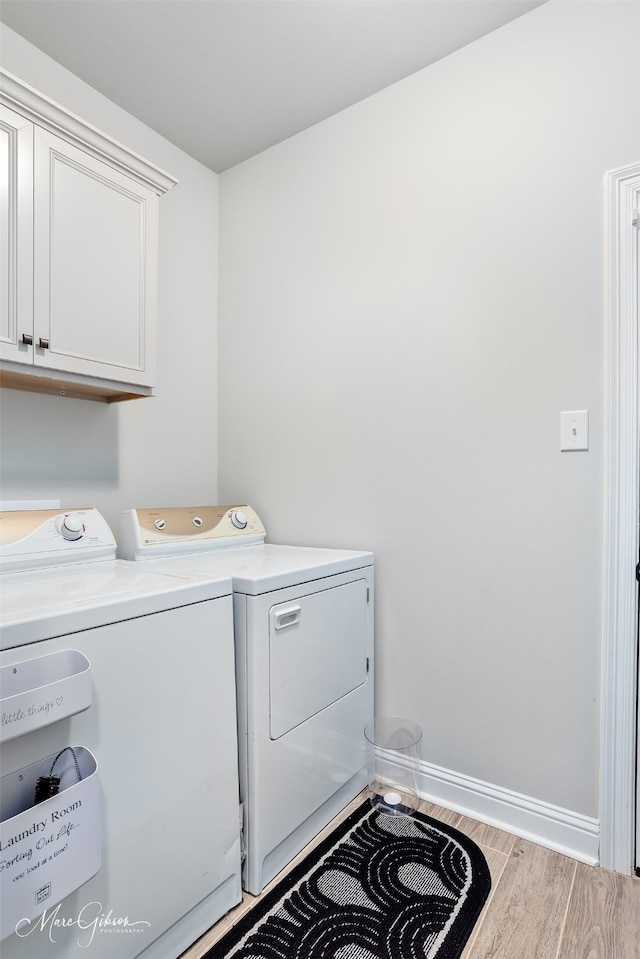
[0,508,116,571]
[120,504,266,560]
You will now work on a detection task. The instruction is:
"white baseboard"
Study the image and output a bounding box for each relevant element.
[418,759,600,866]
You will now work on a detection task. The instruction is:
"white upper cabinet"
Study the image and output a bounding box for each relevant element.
[0,103,33,367]
[33,127,158,386]
[0,70,177,402]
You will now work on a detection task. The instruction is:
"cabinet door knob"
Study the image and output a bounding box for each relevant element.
[38,337,49,349]
[21,333,33,345]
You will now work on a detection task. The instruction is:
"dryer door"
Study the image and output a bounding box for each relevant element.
[269,579,368,739]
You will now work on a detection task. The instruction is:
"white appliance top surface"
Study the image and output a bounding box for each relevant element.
[121,505,373,593]
[0,560,233,651]
[134,543,373,595]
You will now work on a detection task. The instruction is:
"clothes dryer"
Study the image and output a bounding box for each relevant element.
[0,508,241,958]
[119,505,374,894]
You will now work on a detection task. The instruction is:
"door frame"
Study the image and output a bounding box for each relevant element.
[601,160,640,874]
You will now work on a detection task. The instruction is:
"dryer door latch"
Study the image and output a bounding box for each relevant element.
[273,605,301,630]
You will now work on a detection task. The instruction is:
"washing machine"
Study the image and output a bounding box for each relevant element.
[119,505,374,895]
[0,507,242,958]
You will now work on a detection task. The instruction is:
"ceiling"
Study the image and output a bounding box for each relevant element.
[0,0,546,173]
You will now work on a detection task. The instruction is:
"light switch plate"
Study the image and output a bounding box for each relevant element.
[560,410,589,451]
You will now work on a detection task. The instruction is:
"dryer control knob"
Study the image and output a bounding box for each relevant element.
[59,513,84,541]
[230,509,248,530]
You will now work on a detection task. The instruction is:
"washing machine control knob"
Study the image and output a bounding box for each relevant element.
[58,513,84,541]
[230,509,248,530]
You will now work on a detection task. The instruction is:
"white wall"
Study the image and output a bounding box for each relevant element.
[2,0,639,856]
[218,0,640,829]
[0,26,220,534]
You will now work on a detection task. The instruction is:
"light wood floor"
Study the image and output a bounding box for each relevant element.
[180,791,640,959]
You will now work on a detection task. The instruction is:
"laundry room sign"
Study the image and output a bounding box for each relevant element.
[0,747,101,941]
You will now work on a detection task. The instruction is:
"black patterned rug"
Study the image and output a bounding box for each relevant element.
[204,801,491,959]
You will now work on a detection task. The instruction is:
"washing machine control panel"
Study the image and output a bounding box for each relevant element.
[120,504,266,560]
[0,508,117,571]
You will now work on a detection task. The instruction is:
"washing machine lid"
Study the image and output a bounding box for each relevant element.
[128,543,373,594]
[0,561,233,651]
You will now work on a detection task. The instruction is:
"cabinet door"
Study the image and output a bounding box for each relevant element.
[0,105,33,365]
[33,127,158,387]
